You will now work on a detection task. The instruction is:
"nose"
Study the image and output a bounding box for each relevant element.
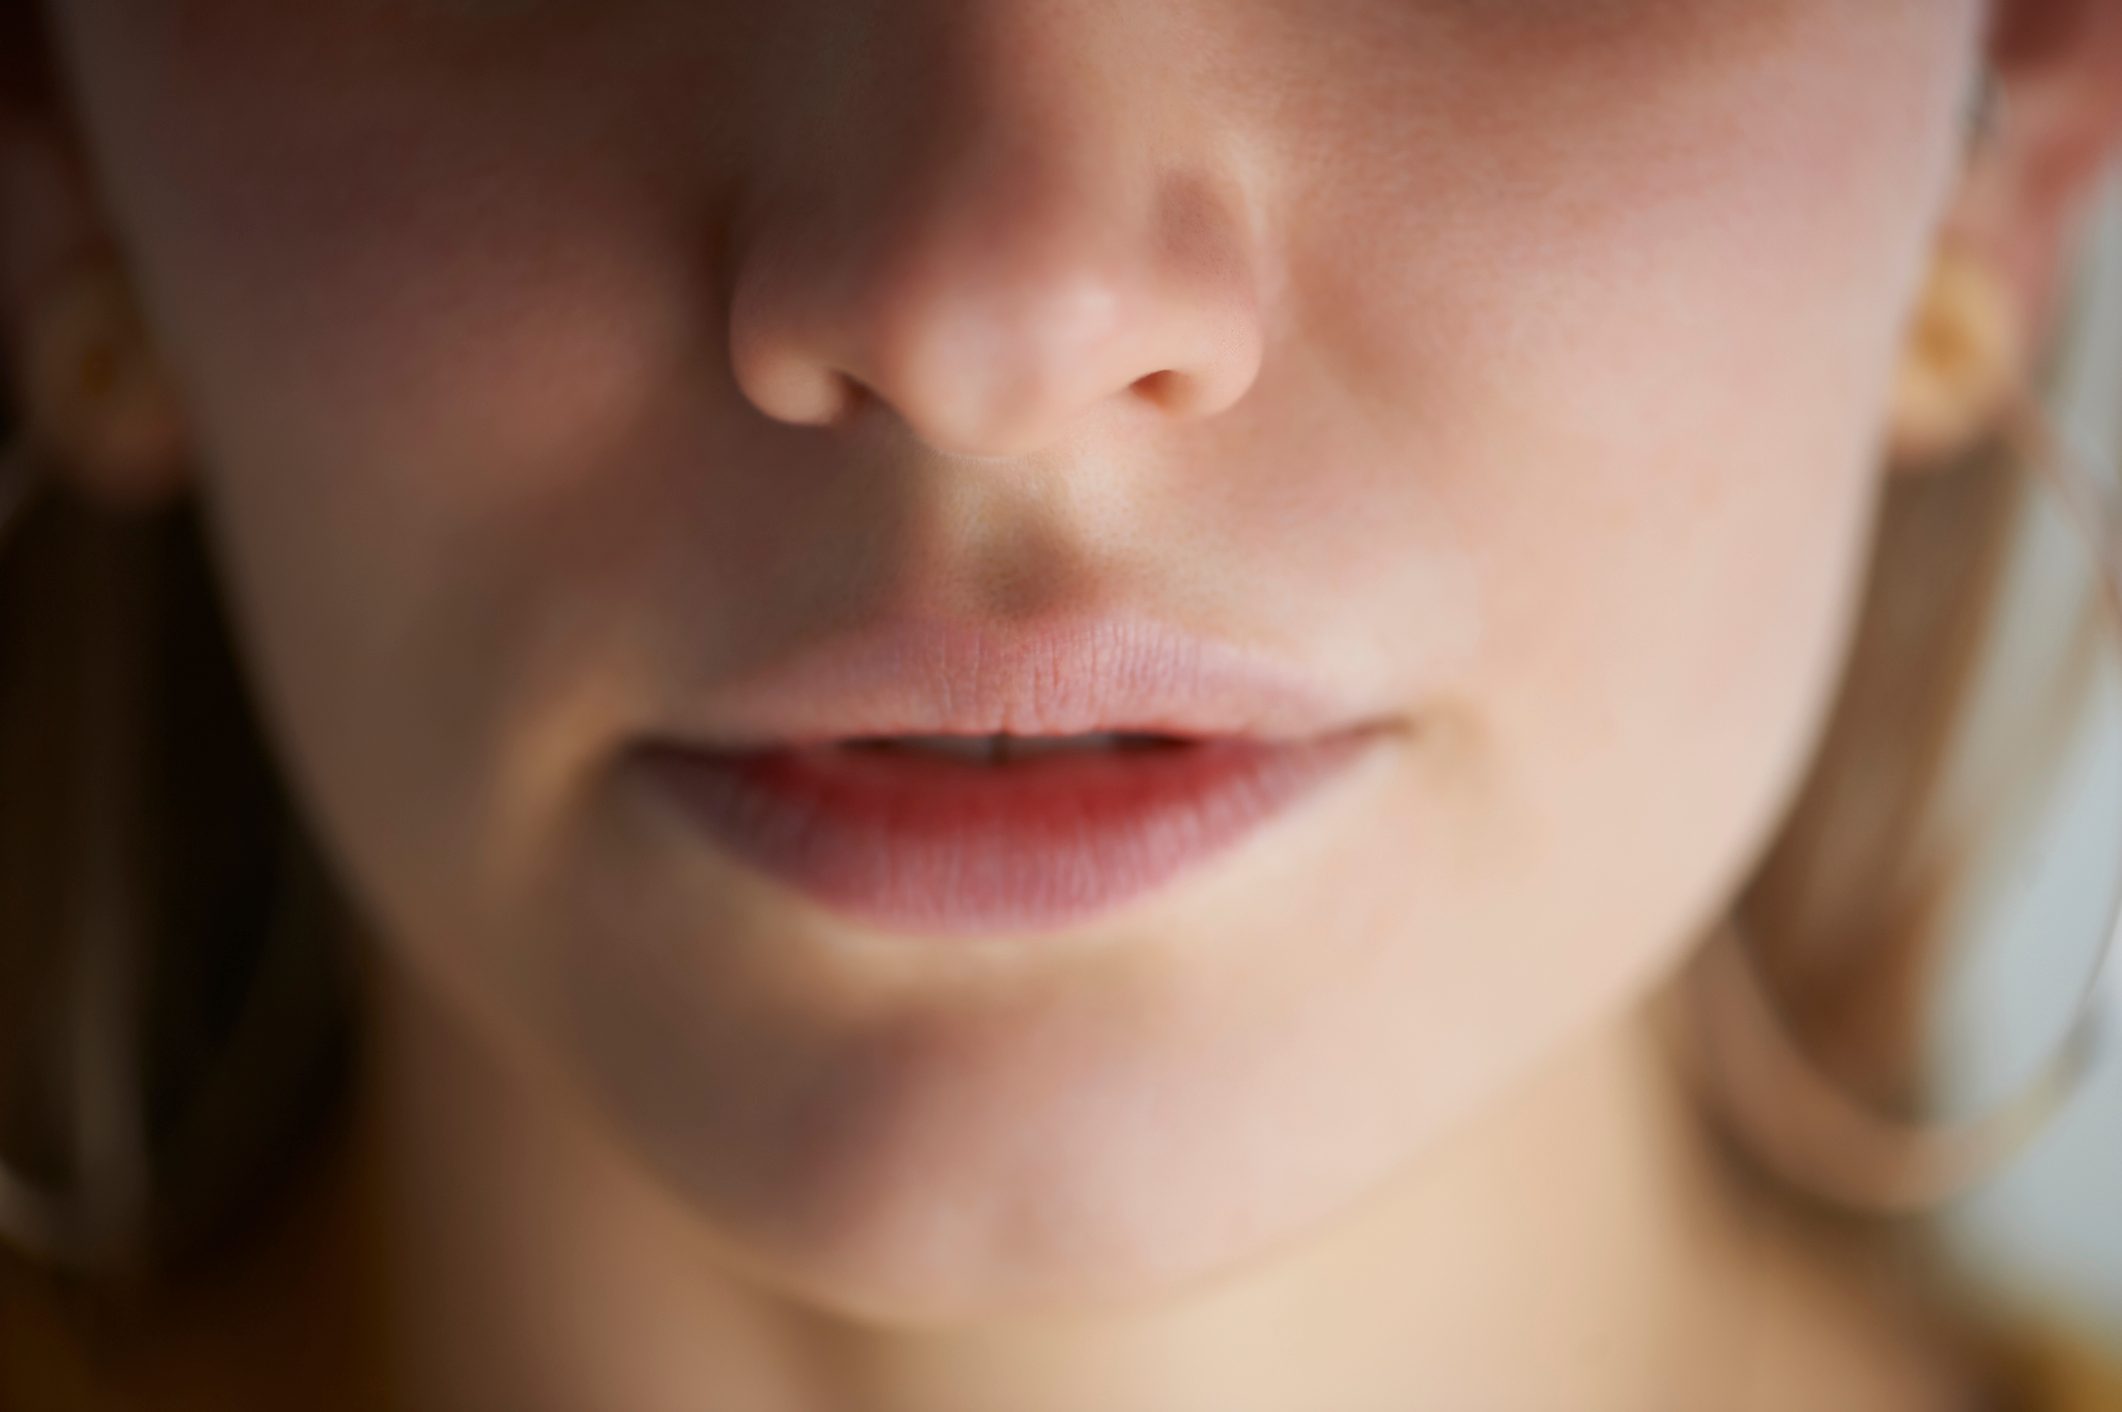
[724,12,1268,460]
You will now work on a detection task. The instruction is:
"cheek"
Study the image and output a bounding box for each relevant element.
[1437,14,1965,932]
[1168,0,1973,1119]
[49,1,748,964]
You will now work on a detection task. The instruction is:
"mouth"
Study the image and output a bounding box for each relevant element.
[834,730,1191,760]
[627,611,1400,936]
[632,722,1393,937]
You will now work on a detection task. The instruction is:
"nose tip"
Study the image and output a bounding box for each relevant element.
[727,166,1266,460]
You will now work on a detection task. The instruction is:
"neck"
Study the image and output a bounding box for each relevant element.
[344,943,1878,1412]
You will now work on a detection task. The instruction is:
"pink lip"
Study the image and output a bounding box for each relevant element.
[670,613,1380,745]
[629,613,1401,935]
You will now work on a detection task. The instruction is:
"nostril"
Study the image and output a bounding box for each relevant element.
[836,375,877,423]
[1131,369,1186,410]
[725,152,1268,455]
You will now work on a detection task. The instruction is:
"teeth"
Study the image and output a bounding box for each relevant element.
[848,732,1171,762]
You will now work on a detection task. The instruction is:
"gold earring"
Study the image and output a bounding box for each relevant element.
[6,251,187,516]
[1888,241,2027,467]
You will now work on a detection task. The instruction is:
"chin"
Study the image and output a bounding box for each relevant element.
[554,938,1421,1328]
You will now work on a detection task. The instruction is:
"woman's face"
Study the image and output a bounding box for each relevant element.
[38,0,1979,1317]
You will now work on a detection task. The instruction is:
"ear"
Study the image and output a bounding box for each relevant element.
[1960,1,2122,357]
[2,68,190,509]
[1890,1,2122,469]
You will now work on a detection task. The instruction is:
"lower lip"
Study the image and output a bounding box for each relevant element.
[632,728,1390,936]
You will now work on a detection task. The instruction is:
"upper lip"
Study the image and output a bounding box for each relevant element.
[664,611,1393,750]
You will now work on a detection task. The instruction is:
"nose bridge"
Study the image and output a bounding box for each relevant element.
[725,0,1266,460]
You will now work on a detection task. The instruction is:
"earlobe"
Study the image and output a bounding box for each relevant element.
[1,118,191,510]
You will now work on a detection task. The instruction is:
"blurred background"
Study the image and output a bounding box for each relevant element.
[1932,165,2122,1353]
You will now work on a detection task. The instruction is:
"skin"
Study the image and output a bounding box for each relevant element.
[6,1,2122,1407]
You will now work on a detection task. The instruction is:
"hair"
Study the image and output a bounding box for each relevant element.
[2,0,2119,1396]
